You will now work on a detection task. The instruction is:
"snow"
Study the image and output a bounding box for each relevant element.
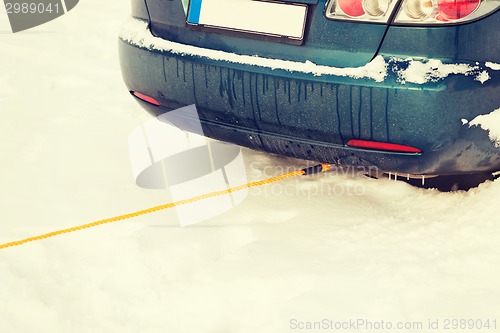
[468,108,500,148]
[486,62,500,70]
[1,2,500,332]
[120,18,389,82]
[475,70,491,84]
[395,58,487,84]
[121,18,495,86]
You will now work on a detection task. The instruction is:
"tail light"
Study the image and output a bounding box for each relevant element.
[364,0,393,16]
[325,0,500,24]
[402,0,437,19]
[438,0,481,20]
[337,0,366,17]
[394,0,497,24]
[326,0,398,22]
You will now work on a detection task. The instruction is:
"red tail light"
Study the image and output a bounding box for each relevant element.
[337,0,366,17]
[438,0,481,20]
[131,91,161,106]
[347,139,422,153]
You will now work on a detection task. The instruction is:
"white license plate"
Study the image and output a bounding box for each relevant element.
[187,0,308,41]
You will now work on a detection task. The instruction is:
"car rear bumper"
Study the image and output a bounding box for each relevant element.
[119,18,500,176]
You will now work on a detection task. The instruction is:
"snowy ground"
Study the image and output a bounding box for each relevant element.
[1,2,500,332]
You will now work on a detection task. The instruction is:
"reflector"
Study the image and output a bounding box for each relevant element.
[347,139,422,153]
[132,91,161,106]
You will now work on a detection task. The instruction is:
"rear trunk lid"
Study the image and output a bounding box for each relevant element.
[145,0,388,67]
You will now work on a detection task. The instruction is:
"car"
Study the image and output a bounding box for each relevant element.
[119,0,500,183]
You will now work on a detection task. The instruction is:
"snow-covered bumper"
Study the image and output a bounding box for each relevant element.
[119,19,500,176]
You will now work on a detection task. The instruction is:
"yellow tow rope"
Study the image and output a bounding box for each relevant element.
[0,164,331,250]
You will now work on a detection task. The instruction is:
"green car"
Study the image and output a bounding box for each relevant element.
[119,0,500,181]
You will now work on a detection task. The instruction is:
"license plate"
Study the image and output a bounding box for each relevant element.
[187,0,308,43]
